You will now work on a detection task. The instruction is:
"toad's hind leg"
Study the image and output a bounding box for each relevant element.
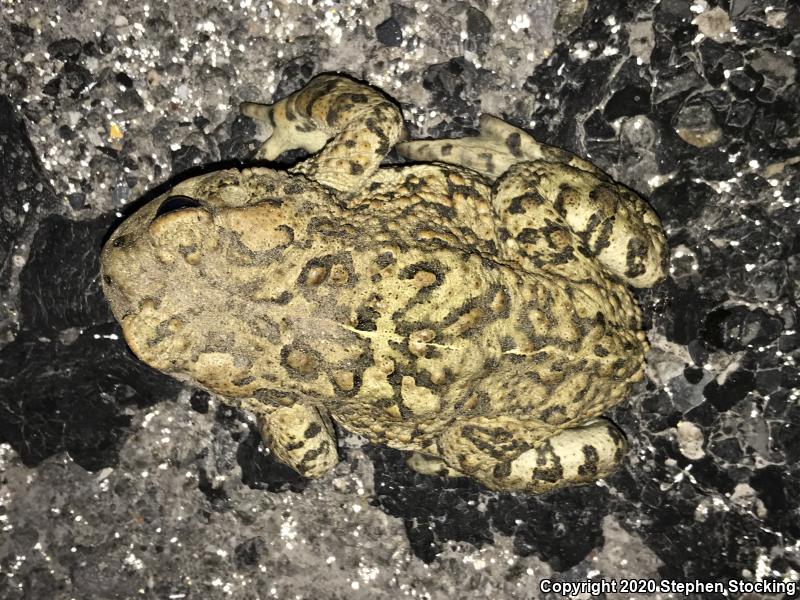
[439,417,627,494]
[397,114,604,181]
[241,74,404,192]
[495,161,667,288]
[256,403,339,478]
[398,115,668,288]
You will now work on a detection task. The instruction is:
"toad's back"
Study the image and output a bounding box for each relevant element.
[105,165,646,451]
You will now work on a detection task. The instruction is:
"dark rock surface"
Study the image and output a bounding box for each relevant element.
[1,0,798,598]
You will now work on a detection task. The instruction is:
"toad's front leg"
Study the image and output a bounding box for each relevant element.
[241,74,404,193]
[256,402,339,478]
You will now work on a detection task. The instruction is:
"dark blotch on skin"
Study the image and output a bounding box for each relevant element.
[625,236,648,278]
[348,93,369,104]
[577,445,599,477]
[285,102,297,121]
[304,422,322,438]
[507,191,545,214]
[479,151,495,173]
[299,441,332,469]
[493,461,512,478]
[375,252,395,267]
[532,441,564,482]
[540,405,568,425]
[554,186,578,218]
[499,336,516,351]
[592,218,614,254]
[505,132,522,157]
[355,305,380,331]
[398,261,445,287]
[283,182,305,195]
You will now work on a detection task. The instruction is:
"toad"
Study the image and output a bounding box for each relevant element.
[101,74,667,493]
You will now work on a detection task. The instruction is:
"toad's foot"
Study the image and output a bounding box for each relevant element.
[440,417,627,494]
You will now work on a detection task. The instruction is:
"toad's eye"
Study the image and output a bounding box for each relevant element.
[156,195,201,217]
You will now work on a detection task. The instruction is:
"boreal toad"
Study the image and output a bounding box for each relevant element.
[101,74,667,493]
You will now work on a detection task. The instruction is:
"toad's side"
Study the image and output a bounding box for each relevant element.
[101,75,667,494]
